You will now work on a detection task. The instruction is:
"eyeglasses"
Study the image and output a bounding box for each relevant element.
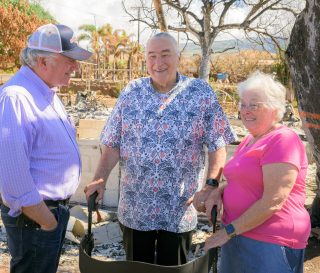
[238,102,267,111]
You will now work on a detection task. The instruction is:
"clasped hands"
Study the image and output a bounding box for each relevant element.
[192,187,230,250]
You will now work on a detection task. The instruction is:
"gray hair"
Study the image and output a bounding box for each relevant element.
[237,71,286,121]
[20,48,57,67]
[145,32,179,55]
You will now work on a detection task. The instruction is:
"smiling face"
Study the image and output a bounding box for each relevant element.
[146,36,180,93]
[239,89,277,137]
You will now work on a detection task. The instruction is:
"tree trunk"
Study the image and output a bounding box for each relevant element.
[199,45,211,81]
[286,0,320,188]
[198,1,215,82]
[153,0,167,32]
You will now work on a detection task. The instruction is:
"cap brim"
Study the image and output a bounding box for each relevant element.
[61,46,92,61]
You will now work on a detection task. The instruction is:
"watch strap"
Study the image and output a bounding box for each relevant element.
[206,178,219,188]
[225,223,236,238]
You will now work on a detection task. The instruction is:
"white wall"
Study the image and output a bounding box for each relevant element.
[70,139,120,207]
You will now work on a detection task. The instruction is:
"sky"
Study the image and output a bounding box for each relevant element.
[36,0,153,45]
[36,0,249,45]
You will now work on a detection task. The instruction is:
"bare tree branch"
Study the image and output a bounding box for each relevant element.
[218,0,237,26]
[121,0,305,81]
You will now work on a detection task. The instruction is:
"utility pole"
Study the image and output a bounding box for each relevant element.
[131,6,142,44]
[89,12,97,27]
[137,7,141,44]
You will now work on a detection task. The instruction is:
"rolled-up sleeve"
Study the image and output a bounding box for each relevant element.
[0,93,42,216]
[203,83,237,151]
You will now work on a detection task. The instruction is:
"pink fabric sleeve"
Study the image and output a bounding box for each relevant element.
[260,129,306,170]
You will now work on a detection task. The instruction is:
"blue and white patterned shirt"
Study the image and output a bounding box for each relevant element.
[101,74,236,232]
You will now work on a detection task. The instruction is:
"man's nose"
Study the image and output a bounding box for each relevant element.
[155,56,164,66]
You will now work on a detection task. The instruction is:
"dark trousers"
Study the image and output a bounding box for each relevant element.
[1,204,70,273]
[120,224,193,266]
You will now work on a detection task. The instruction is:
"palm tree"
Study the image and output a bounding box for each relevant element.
[78,23,144,80]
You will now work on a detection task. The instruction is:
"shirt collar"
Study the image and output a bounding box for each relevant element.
[20,66,55,103]
[148,72,182,94]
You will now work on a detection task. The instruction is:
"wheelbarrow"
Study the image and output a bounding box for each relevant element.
[79,192,218,273]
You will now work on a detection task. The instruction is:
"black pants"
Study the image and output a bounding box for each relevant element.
[120,224,193,266]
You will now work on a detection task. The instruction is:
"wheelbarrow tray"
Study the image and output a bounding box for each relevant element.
[79,237,211,273]
[79,192,217,273]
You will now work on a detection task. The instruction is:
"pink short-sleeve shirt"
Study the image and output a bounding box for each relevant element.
[222,125,310,248]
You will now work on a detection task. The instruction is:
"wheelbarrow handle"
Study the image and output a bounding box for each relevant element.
[209,205,218,273]
[211,205,217,232]
[87,191,98,235]
[88,191,98,212]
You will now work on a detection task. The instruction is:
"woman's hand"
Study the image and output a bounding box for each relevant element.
[204,228,230,252]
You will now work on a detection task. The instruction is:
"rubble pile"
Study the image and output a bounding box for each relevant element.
[63,91,112,126]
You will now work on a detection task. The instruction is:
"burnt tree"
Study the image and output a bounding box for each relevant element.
[286,0,320,189]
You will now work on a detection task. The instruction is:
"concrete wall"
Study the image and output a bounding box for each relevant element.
[77,119,106,139]
[70,139,120,207]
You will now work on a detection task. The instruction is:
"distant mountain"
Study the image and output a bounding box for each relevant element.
[180,38,286,55]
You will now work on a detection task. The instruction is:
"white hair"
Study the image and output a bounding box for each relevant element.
[20,48,57,68]
[237,71,286,121]
[145,32,180,56]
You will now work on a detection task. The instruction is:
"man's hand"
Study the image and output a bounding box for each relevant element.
[192,186,215,212]
[40,217,58,231]
[84,178,105,203]
[22,201,58,231]
[204,189,222,223]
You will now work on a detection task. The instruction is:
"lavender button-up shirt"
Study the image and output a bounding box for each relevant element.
[0,66,81,216]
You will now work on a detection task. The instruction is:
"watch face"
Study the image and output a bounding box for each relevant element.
[225,224,236,238]
[206,179,219,187]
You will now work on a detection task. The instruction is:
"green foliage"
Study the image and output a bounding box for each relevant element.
[0,0,54,21]
[113,82,124,98]
[0,0,54,70]
[116,60,127,69]
[28,3,55,21]
[271,60,290,87]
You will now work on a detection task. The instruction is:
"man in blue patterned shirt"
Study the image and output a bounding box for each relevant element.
[85,32,236,265]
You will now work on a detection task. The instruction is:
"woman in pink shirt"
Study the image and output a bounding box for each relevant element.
[194,71,310,273]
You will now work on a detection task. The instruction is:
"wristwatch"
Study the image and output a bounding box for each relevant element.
[225,223,237,238]
[206,178,219,188]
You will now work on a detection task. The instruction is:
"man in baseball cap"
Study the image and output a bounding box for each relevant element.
[0,24,91,273]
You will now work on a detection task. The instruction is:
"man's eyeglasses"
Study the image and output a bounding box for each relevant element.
[238,102,267,111]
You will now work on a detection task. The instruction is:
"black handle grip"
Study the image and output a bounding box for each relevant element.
[88,191,98,212]
[209,205,218,273]
[211,205,217,233]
